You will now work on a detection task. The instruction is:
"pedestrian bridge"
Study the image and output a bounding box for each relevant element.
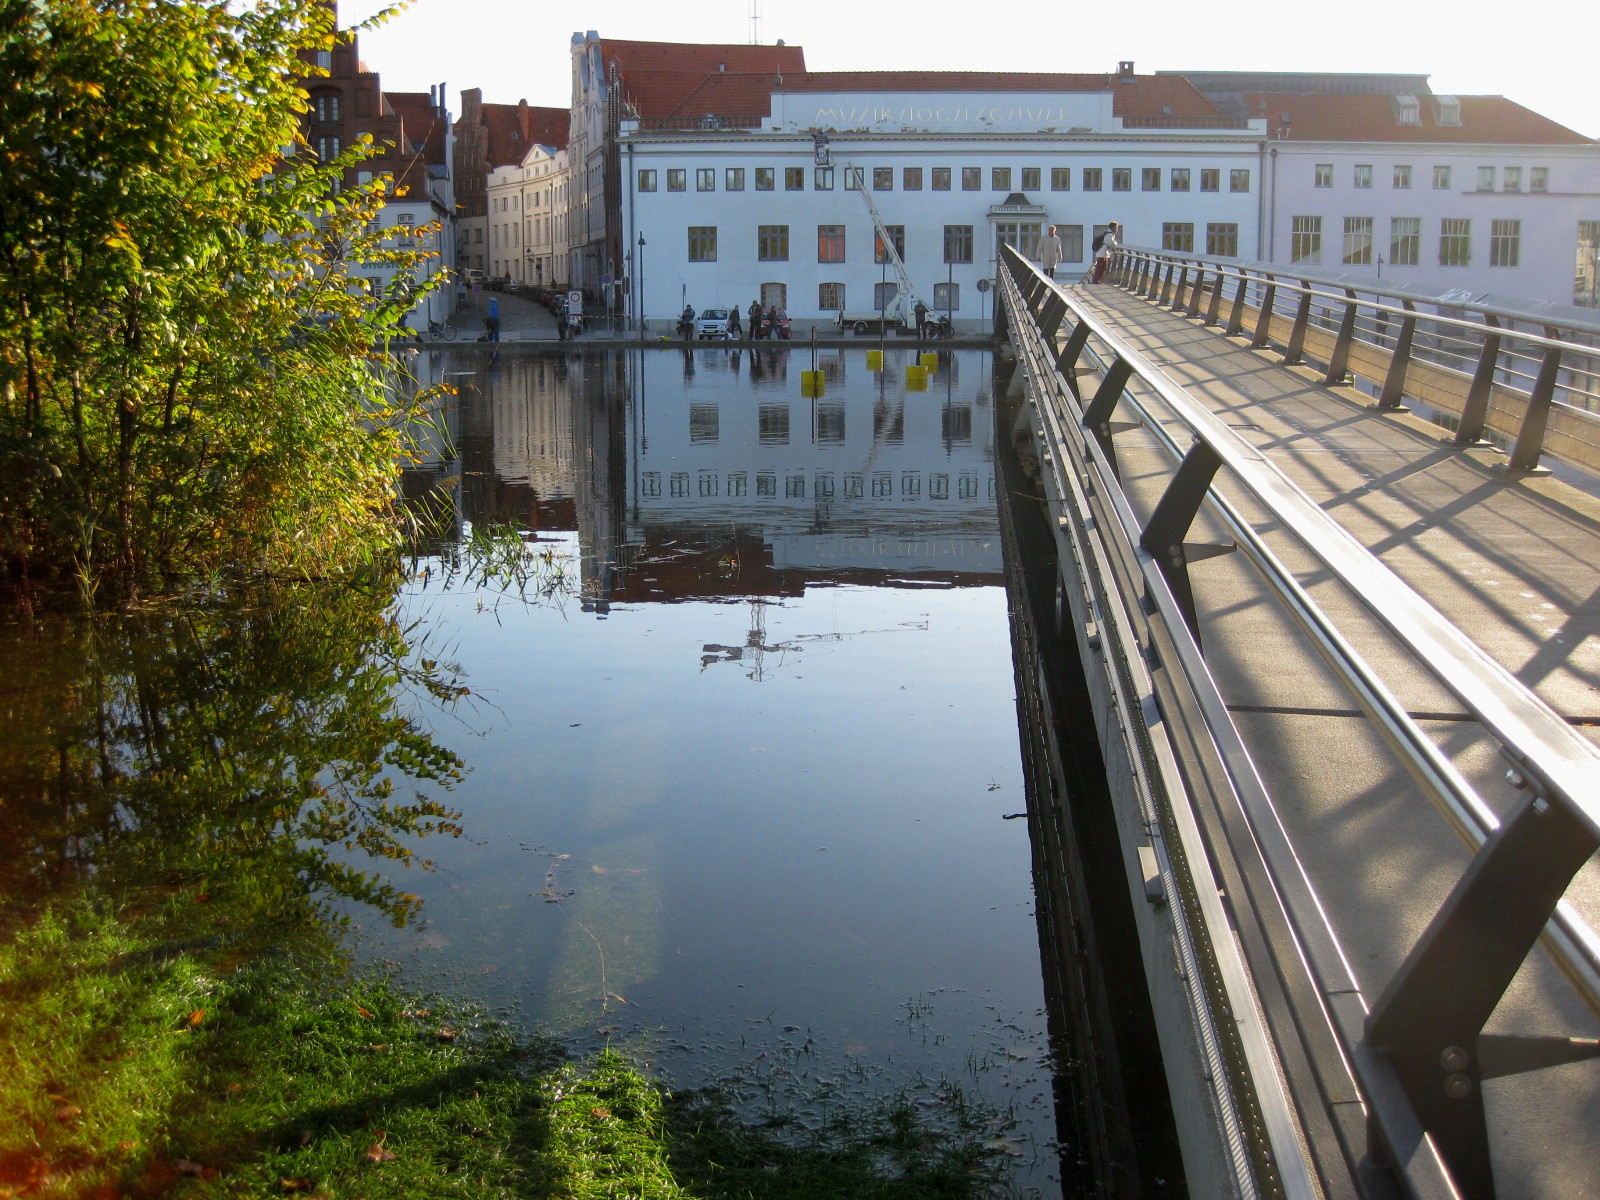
[993,245,1600,1200]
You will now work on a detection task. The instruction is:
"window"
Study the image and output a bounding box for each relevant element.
[1477,166,1495,191]
[1577,221,1600,306]
[1082,168,1103,191]
[314,135,340,160]
[1436,96,1461,126]
[1112,168,1131,191]
[785,166,805,190]
[696,168,714,191]
[818,282,845,310]
[1142,167,1161,191]
[760,282,787,308]
[1230,168,1251,192]
[1315,163,1333,188]
[725,167,745,190]
[1343,216,1374,264]
[1171,167,1191,191]
[1061,224,1084,262]
[932,167,951,190]
[814,167,833,190]
[1396,94,1421,125]
[904,167,923,190]
[845,167,864,189]
[962,167,981,190]
[1206,223,1238,257]
[689,406,719,445]
[758,225,789,261]
[1433,165,1451,189]
[1390,217,1421,265]
[1354,164,1373,188]
[1051,167,1071,190]
[1531,167,1549,192]
[758,405,789,445]
[875,225,905,263]
[1490,219,1520,267]
[1439,218,1471,266]
[314,49,331,70]
[1503,167,1522,191]
[943,224,973,264]
[1200,168,1219,192]
[817,224,845,263]
[994,221,1040,259]
[1393,164,1412,189]
[874,281,898,311]
[1022,167,1040,190]
[1291,215,1322,264]
[688,226,717,261]
[667,169,685,191]
[755,167,774,190]
[992,167,1012,191]
[312,93,340,122]
[932,281,959,311]
[1162,223,1194,251]
[873,167,893,190]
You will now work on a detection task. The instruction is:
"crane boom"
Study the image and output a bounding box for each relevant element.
[841,161,920,323]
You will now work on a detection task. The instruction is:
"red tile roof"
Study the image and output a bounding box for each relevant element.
[482,101,569,166]
[1243,93,1593,144]
[598,39,806,119]
[657,69,1226,124]
[384,92,448,164]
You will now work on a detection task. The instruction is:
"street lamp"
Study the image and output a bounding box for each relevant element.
[637,232,647,334]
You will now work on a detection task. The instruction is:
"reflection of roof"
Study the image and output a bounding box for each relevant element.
[1241,93,1592,144]
[660,69,1225,123]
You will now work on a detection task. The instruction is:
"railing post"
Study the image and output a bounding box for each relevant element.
[1039,290,1068,346]
[1185,263,1207,319]
[1454,318,1503,445]
[1139,441,1224,644]
[1282,281,1314,365]
[1146,258,1164,302]
[1159,261,1176,307]
[1323,287,1359,385]
[1507,341,1564,471]
[1379,300,1418,410]
[1252,277,1278,348]
[1055,322,1092,398]
[1203,269,1226,327]
[1226,273,1251,337]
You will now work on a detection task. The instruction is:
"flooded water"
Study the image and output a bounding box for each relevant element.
[0,344,1061,1196]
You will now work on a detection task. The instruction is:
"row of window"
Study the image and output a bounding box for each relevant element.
[1159,223,1242,257]
[1315,163,1551,192]
[685,222,1126,265]
[1290,216,1524,268]
[639,165,1251,195]
[640,470,993,500]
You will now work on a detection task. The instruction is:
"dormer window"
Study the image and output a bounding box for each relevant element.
[1394,94,1421,125]
[1435,96,1462,126]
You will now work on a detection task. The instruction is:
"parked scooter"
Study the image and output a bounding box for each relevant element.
[925,314,954,340]
[761,307,792,341]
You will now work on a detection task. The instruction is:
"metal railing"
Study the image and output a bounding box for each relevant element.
[998,244,1600,1200]
[1107,246,1600,474]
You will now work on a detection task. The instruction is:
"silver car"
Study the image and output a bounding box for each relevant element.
[694,308,735,339]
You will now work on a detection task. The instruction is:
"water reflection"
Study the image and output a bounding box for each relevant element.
[391,347,1056,1193]
[0,581,468,929]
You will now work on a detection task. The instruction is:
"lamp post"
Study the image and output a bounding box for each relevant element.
[637,232,647,334]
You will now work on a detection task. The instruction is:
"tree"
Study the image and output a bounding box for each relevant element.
[0,0,444,602]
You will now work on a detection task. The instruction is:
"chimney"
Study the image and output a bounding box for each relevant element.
[519,98,530,141]
[1117,60,1135,84]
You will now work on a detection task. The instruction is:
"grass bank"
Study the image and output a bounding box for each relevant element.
[0,898,1020,1199]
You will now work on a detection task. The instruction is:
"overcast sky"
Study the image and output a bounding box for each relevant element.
[346,0,1596,141]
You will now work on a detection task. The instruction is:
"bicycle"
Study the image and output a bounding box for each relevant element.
[427,319,458,342]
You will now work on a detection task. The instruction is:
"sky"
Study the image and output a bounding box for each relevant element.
[345,0,1598,141]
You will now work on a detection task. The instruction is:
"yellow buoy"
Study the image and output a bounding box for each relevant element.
[866,350,884,371]
[801,369,824,397]
[905,364,929,391]
[919,352,938,371]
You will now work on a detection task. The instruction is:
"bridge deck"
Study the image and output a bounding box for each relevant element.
[1067,283,1600,1197]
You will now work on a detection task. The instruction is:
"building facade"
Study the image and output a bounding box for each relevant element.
[485,143,572,287]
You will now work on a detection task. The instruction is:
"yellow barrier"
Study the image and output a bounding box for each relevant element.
[905,365,929,391]
[920,352,938,371]
[801,370,824,397]
[867,350,884,371]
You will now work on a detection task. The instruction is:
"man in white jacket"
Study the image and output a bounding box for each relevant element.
[1039,225,1064,279]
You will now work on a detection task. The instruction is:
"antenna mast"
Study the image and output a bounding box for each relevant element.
[749,0,761,44]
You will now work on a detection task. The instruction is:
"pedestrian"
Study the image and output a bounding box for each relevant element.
[914,298,929,338]
[748,299,763,338]
[728,306,742,338]
[1092,221,1121,284]
[556,299,568,341]
[485,314,500,342]
[1039,224,1064,279]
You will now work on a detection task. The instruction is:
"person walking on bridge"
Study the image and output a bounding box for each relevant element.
[1039,225,1064,280]
[1091,221,1121,284]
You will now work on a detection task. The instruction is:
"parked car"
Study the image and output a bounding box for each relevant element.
[695,308,735,339]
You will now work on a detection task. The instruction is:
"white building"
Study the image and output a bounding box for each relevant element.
[485,142,572,287]
[615,65,1269,332]
[1177,77,1600,306]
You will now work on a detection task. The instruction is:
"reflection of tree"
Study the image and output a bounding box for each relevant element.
[0,578,466,929]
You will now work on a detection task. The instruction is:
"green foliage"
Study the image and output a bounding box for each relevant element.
[0,0,446,600]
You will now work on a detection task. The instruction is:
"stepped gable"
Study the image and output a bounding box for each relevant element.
[1242,92,1594,143]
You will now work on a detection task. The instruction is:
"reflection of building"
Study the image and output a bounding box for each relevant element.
[426,348,1003,608]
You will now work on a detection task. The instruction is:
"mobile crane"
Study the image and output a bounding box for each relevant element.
[834,161,927,335]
